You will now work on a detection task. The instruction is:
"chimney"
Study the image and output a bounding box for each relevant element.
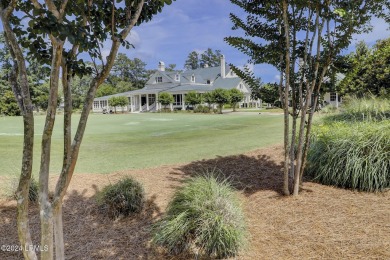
[220,55,225,78]
[158,61,165,71]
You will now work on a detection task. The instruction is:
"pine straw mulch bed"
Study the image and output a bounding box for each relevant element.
[0,145,389,259]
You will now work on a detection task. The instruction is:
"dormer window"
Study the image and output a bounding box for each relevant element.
[175,74,180,81]
[191,74,195,82]
[230,71,234,76]
[239,83,243,89]
[206,80,211,84]
[155,76,163,83]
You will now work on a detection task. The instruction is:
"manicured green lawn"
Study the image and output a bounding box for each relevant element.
[0,112,283,176]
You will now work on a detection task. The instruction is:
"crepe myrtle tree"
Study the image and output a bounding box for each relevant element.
[109,96,129,113]
[0,0,174,259]
[229,88,244,112]
[212,88,230,114]
[158,92,174,111]
[185,90,201,109]
[202,91,215,110]
[226,0,390,195]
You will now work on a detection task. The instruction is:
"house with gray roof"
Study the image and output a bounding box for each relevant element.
[92,55,261,113]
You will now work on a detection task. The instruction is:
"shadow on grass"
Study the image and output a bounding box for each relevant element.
[171,152,286,196]
[0,186,164,260]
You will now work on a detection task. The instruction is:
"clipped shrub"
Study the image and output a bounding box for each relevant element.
[193,105,211,113]
[202,106,211,113]
[97,177,145,218]
[193,104,204,113]
[306,121,390,192]
[152,175,246,258]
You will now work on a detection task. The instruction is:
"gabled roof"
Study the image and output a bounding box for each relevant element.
[212,77,242,90]
[169,84,214,93]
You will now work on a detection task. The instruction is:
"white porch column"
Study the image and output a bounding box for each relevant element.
[156,93,159,111]
[130,96,133,112]
[336,93,339,108]
[170,103,173,111]
[146,94,149,111]
[139,95,142,111]
[181,93,185,110]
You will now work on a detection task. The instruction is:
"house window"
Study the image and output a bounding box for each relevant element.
[239,84,243,89]
[148,94,156,104]
[175,74,180,81]
[206,80,211,84]
[93,101,100,109]
[330,92,337,102]
[173,94,182,106]
[100,100,107,108]
[155,76,163,83]
[191,75,195,82]
[230,71,234,76]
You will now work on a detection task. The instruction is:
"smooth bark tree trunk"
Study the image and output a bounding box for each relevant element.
[53,205,64,260]
[282,0,292,195]
[1,4,38,259]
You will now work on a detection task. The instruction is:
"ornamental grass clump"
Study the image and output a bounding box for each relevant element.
[97,177,145,218]
[6,177,39,202]
[152,175,246,258]
[325,95,390,122]
[28,178,39,202]
[306,121,390,192]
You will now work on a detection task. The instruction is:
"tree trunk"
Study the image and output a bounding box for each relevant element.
[53,205,65,260]
[39,40,63,260]
[1,5,38,259]
[2,1,146,258]
[282,0,292,195]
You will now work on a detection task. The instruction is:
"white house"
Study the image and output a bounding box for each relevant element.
[92,55,261,113]
[323,92,342,107]
[322,73,345,108]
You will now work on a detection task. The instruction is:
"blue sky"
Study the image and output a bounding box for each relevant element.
[113,0,389,83]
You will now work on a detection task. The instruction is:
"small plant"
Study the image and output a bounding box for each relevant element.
[152,175,246,258]
[97,177,145,218]
[6,177,39,202]
[28,178,39,202]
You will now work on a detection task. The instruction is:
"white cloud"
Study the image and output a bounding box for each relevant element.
[274,74,281,82]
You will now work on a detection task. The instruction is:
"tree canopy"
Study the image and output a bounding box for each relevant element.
[158,92,174,110]
[185,91,201,107]
[212,88,230,114]
[184,48,222,70]
[109,54,149,89]
[229,88,244,111]
[339,38,390,97]
[0,0,174,259]
[226,0,390,195]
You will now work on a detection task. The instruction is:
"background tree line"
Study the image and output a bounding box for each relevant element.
[0,46,231,116]
[0,39,152,115]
